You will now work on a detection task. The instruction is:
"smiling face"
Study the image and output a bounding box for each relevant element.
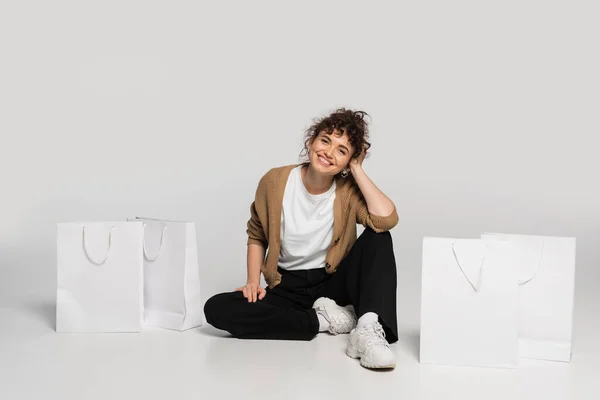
[307,129,355,177]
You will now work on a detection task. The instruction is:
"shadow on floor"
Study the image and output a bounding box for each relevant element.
[399,328,420,361]
[22,299,56,331]
[196,323,234,338]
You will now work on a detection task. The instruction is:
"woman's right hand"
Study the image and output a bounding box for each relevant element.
[235,282,266,303]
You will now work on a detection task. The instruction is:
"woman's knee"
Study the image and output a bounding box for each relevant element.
[362,227,393,246]
[204,292,240,325]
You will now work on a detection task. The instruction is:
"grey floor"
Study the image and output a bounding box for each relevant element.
[1,266,599,400]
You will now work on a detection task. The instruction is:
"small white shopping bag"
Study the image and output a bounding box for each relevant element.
[420,237,520,368]
[56,221,144,332]
[132,217,203,331]
[481,233,576,362]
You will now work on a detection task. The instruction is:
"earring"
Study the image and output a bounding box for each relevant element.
[340,168,349,178]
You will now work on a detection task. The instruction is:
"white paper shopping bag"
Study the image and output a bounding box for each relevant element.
[56,221,144,332]
[481,233,576,362]
[133,217,203,331]
[420,237,520,368]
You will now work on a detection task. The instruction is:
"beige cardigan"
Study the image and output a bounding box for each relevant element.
[246,164,399,288]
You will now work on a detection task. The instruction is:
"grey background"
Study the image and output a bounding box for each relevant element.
[1,1,599,399]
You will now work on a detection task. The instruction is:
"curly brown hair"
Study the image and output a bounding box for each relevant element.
[300,108,371,162]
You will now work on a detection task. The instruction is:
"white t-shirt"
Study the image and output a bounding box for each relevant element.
[278,165,336,271]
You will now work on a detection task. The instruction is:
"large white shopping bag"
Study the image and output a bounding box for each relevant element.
[420,237,520,368]
[481,233,576,362]
[56,221,144,332]
[132,217,203,331]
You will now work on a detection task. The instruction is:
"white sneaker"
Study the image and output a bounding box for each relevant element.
[312,297,357,335]
[346,321,396,369]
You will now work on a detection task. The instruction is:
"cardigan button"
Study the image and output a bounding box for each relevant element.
[334,237,340,243]
[325,263,331,269]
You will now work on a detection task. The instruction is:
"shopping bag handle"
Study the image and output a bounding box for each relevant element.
[518,240,545,285]
[143,224,168,262]
[82,225,114,265]
[451,242,487,292]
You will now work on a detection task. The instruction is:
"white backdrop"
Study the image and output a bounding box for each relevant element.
[1,1,598,333]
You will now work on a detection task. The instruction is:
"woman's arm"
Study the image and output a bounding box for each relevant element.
[239,172,270,302]
[236,243,266,302]
[246,243,265,284]
[349,149,395,217]
[349,164,395,217]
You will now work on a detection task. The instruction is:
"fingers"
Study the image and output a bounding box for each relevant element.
[258,288,266,300]
[239,284,265,302]
[248,285,255,303]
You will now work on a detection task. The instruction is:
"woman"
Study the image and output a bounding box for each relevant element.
[204,108,399,369]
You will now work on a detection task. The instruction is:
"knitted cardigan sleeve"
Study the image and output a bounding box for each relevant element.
[246,171,270,248]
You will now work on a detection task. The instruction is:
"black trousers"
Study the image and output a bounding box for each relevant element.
[204,228,398,343]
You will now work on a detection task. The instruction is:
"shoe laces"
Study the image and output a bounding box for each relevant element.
[328,311,356,334]
[360,322,389,349]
